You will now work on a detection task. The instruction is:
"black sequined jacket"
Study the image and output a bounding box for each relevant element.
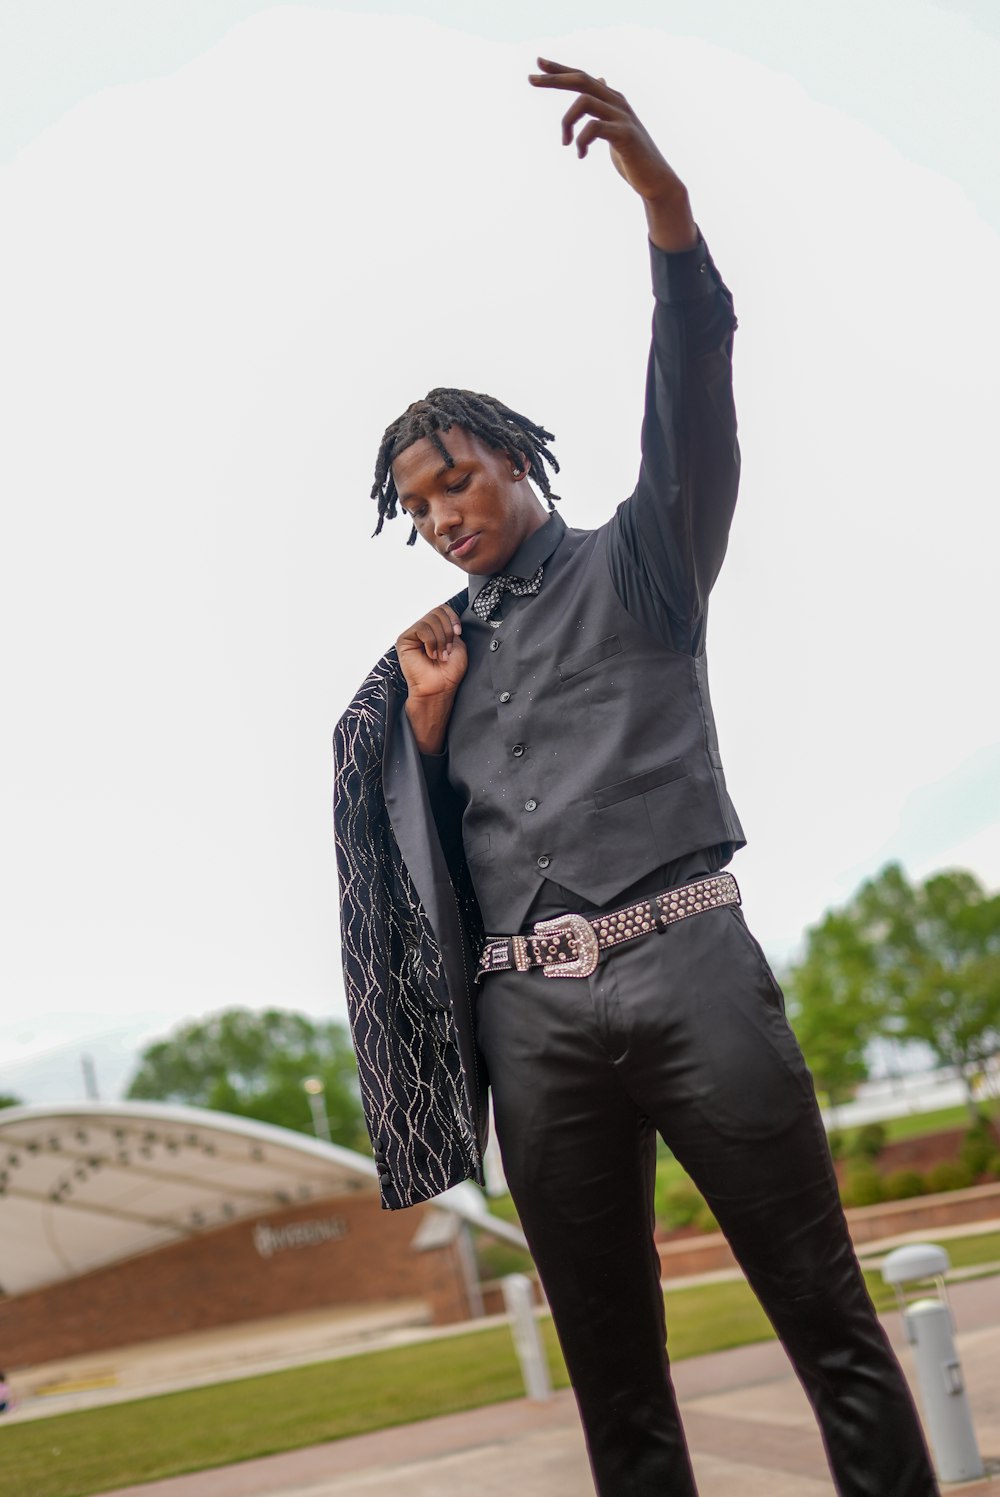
[333,592,486,1209]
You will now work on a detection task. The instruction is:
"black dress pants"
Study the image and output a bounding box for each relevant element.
[475,902,938,1496]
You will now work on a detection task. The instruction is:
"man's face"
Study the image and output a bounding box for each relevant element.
[392,426,547,575]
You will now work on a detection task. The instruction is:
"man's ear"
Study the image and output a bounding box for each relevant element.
[510,451,529,479]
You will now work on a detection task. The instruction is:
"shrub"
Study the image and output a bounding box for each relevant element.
[883,1169,928,1201]
[657,1180,706,1230]
[988,1153,1000,1180]
[925,1161,974,1194]
[475,1239,534,1280]
[484,1191,522,1226]
[694,1202,719,1235]
[841,1165,885,1208]
[960,1118,998,1178]
[848,1122,887,1162]
[827,1128,845,1161]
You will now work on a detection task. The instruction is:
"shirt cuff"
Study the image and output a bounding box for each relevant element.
[420,751,449,790]
[650,231,725,305]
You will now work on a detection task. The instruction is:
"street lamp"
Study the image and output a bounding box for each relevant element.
[303,1076,331,1144]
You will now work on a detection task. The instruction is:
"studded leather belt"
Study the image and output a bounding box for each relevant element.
[477,871,741,981]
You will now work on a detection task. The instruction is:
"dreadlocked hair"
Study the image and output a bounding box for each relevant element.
[370,387,561,544]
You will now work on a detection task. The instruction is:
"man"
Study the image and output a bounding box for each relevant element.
[334,60,938,1496]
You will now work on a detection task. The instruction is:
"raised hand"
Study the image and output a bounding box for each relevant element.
[528,58,698,252]
[397,604,467,754]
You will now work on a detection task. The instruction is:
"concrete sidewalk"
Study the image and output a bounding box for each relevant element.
[93,1278,1000,1497]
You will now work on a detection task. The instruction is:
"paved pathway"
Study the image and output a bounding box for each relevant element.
[90,1278,1000,1497]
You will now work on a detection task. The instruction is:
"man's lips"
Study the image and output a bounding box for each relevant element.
[447,532,481,559]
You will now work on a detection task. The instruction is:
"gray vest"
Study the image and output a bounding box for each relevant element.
[445,521,745,932]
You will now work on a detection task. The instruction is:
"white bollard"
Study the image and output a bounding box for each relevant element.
[502,1272,551,1402]
[907,1298,984,1483]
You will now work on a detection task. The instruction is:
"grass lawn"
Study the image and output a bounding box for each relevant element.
[936,1228,1000,1271]
[2,1279,770,1497]
[6,1232,999,1497]
[4,1330,535,1497]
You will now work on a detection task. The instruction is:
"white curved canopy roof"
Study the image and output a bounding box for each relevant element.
[0,1102,521,1297]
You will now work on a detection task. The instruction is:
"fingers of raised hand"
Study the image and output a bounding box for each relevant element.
[530,59,637,159]
[399,605,462,662]
[576,114,635,160]
[529,57,623,103]
[560,92,624,149]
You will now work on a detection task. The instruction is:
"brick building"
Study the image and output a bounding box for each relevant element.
[0,1103,522,1370]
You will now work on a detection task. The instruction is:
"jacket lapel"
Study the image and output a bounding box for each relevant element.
[382,680,484,1141]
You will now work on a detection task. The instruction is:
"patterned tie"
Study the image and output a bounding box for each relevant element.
[471,566,544,627]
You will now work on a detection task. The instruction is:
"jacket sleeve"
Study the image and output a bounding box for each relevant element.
[609,234,740,655]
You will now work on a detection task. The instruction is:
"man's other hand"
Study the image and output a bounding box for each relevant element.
[528,59,698,253]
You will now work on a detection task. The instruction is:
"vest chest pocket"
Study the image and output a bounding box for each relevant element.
[557,634,622,682]
[593,758,685,810]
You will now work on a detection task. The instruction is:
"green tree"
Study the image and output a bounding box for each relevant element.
[125,1008,368,1150]
[788,864,1000,1119]
[870,865,1000,1116]
[785,911,882,1113]
[0,1092,23,1110]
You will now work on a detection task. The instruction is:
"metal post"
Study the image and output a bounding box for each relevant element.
[907,1300,983,1483]
[303,1077,331,1143]
[81,1053,99,1100]
[882,1245,984,1486]
[455,1223,485,1320]
[502,1273,550,1402]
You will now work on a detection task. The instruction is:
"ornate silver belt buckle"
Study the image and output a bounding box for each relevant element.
[533,913,600,979]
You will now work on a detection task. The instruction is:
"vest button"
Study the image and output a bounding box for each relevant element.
[524,798,537,812]
[489,639,501,652]
[499,691,511,703]
[512,744,525,757]
[537,854,551,869]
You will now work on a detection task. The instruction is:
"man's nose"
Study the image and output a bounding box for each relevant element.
[433,501,462,537]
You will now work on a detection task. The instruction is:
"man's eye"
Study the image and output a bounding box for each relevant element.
[447,475,471,494]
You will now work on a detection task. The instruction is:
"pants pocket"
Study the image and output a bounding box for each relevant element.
[686,909,814,1139]
[725,905,788,1014]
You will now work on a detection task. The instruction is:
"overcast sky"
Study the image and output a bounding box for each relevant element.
[2,0,998,1106]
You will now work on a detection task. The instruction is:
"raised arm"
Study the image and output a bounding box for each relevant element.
[531,60,740,653]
